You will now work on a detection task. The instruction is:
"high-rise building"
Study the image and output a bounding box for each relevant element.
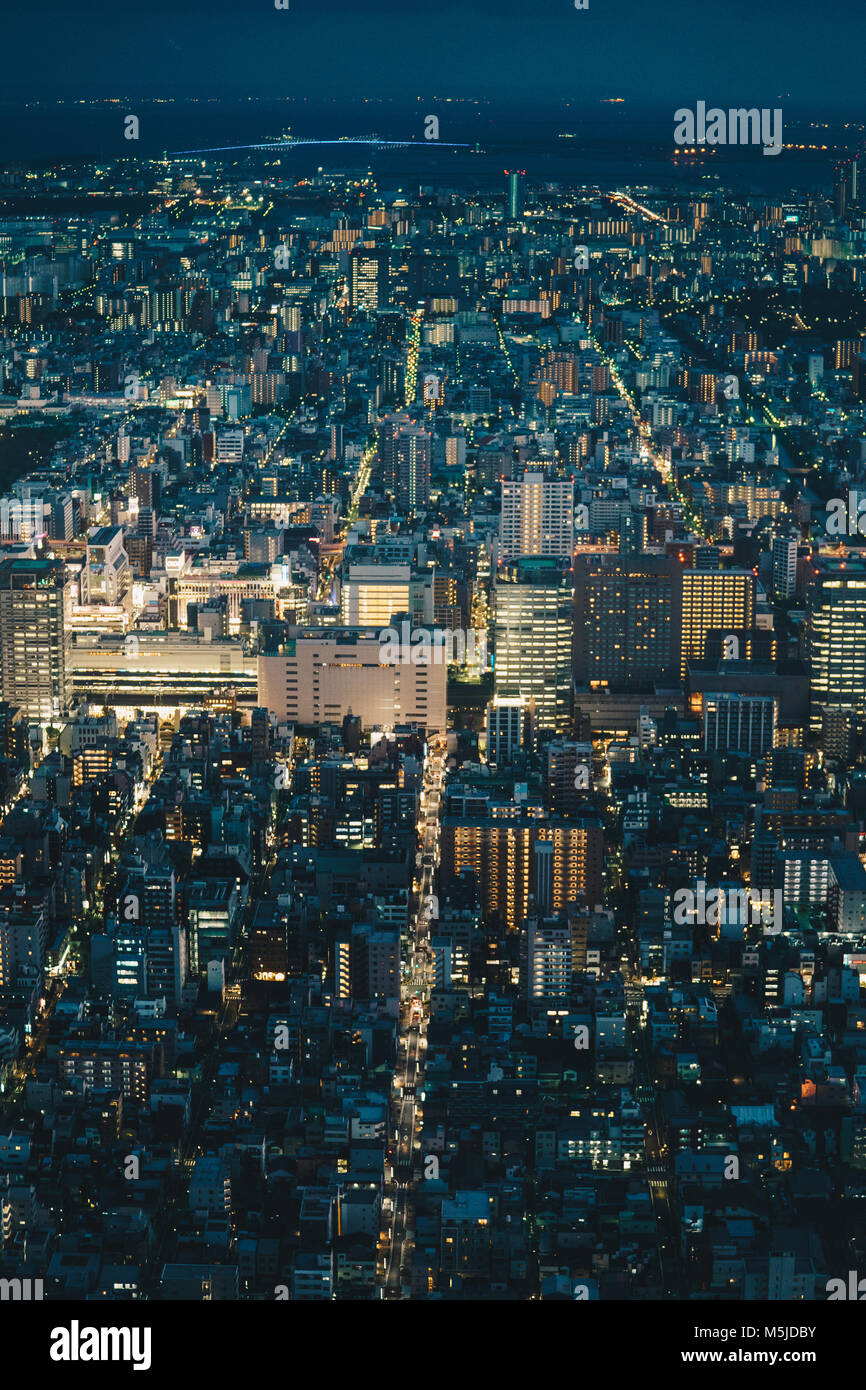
[500,472,574,561]
[807,353,824,386]
[772,535,798,599]
[335,922,399,1002]
[0,557,73,724]
[250,706,270,761]
[679,569,755,680]
[440,813,603,931]
[535,822,604,915]
[47,491,74,543]
[505,170,525,220]
[187,879,240,977]
[573,554,678,688]
[835,163,848,217]
[129,465,161,513]
[702,693,776,757]
[619,510,648,555]
[0,887,46,987]
[805,563,866,720]
[546,739,594,815]
[522,915,572,1003]
[493,557,574,734]
[377,415,431,516]
[81,526,130,607]
[835,158,860,216]
[440,816,532,933]
[822,708,855,762]
[485,697,524,767]
[58,1041,156,1102]
[349,246,390,310]
[834,338,861,371]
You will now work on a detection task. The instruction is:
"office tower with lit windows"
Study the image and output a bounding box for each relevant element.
[500,472,574,561]
[573,554,677,688]
[805,562,866,722]
[0,557,72,724]
[678,568,756,680]
[493,557,574,734]
[349,245,390,309]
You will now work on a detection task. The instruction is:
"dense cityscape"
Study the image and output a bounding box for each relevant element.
[2,13,866,1334]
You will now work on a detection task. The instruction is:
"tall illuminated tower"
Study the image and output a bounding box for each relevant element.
[505,170,525,220]
[500,472,574,561]
[0,556,73,724]
[493,556,573,734]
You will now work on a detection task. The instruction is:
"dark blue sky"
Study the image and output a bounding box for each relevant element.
[6,0,865,112]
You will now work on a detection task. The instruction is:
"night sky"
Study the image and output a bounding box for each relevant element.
[5,0,864,113]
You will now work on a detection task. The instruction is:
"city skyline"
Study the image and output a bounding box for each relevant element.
[1,0,866,1355]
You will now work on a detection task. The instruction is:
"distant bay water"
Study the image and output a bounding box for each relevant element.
[0,98,834,198]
